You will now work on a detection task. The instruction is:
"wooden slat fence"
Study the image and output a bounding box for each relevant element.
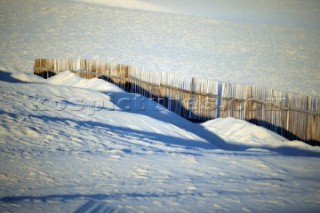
[34,58,320,145]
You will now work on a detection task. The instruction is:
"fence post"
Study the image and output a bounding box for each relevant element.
[188,77,195,119]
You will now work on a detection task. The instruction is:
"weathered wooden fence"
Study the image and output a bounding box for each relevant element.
[34,58,219,121]
[34,58,320,145]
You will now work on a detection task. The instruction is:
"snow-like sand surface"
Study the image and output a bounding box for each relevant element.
[0,0,319,95]
[1,71,320,212]
[75,0,320,27]
[1,0,320,212]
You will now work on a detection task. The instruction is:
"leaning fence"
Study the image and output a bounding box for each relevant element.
[34,58,320,145]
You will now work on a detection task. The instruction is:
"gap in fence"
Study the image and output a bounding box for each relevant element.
[33,58,320,146]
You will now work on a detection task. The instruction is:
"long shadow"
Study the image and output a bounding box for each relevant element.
[102,76,320,146]
[99,76,217,122]
[34,71,56,79]
[100,91,224,143]
[99,76,226,148]
[30,72,320,156]
[1,193,176,213]
[28,114,215,151]
[0,70,24,83]
[100,91,320,157]
[38,72,318,156]
[248,119,319,146]
[0,191,205,203]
